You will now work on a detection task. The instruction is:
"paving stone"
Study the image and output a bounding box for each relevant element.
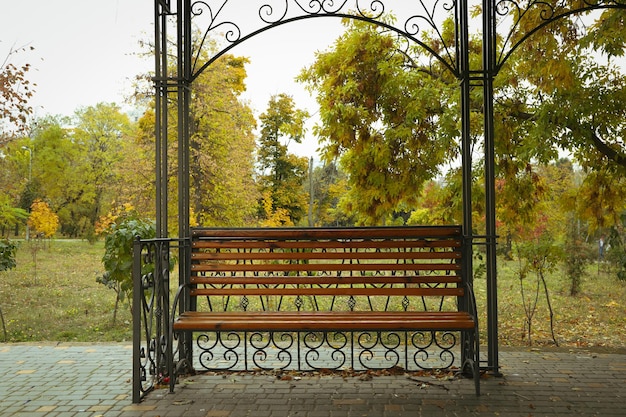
[1,344,626,416]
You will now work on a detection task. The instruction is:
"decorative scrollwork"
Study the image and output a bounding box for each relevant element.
[249,331,295,369]
[355,331,402,369]
[132,239,173,402]
[302,331,348,369]
[195,332,241,370]
[258,0,386,23]
[185,0,461,80]
[411,331,456,369]
[187,329,463,373]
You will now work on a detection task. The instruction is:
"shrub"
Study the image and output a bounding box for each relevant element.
[97,204,155,323]
[0,238,18,340]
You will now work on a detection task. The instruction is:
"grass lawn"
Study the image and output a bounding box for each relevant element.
[475,256,626,350]
[0,239,132,342]
[0,239,624,350]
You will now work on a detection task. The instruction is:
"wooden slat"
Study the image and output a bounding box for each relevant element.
[182,311,467,320]
[191,250,460,261]
[190,275,462,286]
[189,286,464,297]
[192,262,460,273]
[192,226,462,241]
[181,226,471,335]
[192,239,462,250]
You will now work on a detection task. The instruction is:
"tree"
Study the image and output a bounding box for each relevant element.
[257,94,310,226]
[133,46,259,231]
[26,199,59,279]
[297,10,626,235]
[0,108,143,240]
[28,199,59,239]
[298,19,459,224]
[0,45,35,140]
[114,110,157,222]
[7,117,98,239]
[189,54,258,226]
[307,161,354,227]
[71,103,134,232]
[493,7,626,231]
[515,233,560,346]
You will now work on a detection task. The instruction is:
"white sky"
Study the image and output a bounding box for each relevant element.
[1,0,349,157]
[1,1,153,117]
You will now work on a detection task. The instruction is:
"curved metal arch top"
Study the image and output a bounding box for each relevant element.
[494,0,626,71]
[186,0,464,81]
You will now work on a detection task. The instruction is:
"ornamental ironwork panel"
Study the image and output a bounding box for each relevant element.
[185,0,462,79]
[132,238,175,403]
[191,330,464,372]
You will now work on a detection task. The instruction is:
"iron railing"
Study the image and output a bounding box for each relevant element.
[132,237,183,403]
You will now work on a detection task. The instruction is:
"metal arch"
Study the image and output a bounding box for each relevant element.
[155,0,486,374]
[189,19,462,81]
[185,1,463,80]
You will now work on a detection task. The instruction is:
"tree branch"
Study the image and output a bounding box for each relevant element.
[587,129,626,169]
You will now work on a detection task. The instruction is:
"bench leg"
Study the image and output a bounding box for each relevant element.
[170,331,196,393]
[461,329,480,396]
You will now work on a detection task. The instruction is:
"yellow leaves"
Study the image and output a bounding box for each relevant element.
[260,191,294,227]
[28,199,59,238]
[95,202,136,236]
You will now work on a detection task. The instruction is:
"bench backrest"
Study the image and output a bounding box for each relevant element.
[190,226,465,313]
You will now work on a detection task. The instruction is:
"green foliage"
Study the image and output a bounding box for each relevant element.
[0,238,18,340]
[0,238,18,272]
[307,162,355,227]
[0,194,28,235]
[186,53,259,227]
[97,206,155,323]
[564,214,593,296]
[72,103,134,228]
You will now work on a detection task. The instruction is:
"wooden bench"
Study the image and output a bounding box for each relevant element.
[171,226,480,395]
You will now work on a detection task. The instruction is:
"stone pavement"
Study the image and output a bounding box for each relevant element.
[1,343,625,417]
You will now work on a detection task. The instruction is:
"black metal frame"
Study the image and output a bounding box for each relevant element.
[133,0,626,403]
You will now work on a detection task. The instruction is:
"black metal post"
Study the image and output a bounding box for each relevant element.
[132,237,142,404]
[483,0,500,375]
[155,0,169,238]
[458,0,475,370]
[177,0,193,366]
